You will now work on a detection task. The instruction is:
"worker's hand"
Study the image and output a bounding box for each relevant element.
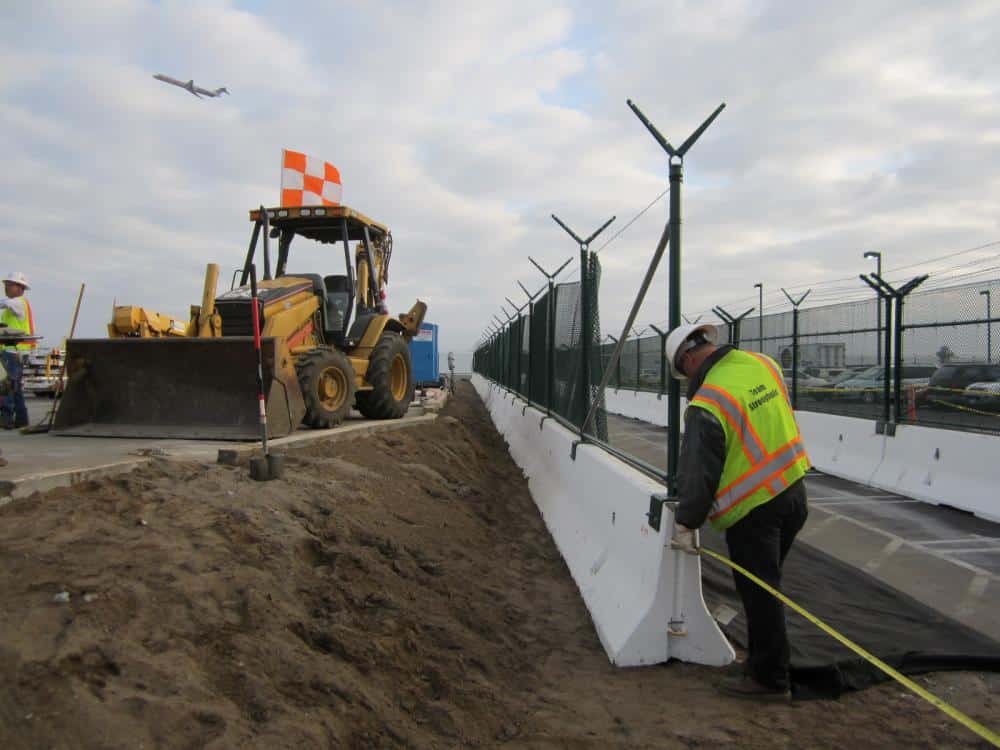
[671,523,700,555]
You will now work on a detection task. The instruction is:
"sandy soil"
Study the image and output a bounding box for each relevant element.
[0,381,997,749]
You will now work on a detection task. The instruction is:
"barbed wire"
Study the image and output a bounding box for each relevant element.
[485,176,1000,341]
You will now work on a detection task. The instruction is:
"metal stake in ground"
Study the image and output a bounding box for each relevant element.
[29,283,85,434]
[248,259,272,481]
[628,99,725,495]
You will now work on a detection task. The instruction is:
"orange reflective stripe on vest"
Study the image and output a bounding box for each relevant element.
[691,384,767,463]
[710,436,807,521]
[748,351,790,406]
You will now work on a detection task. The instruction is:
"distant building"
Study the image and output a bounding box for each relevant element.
[778,342,845,370]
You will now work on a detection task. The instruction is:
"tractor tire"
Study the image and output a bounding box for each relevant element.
[296,347,356,429]
[356,332,414,419]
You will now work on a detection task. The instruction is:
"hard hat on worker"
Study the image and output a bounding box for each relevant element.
[3,272,29,291]
[665,323,718,379]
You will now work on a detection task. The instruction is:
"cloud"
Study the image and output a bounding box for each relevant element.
[2,0,999,366]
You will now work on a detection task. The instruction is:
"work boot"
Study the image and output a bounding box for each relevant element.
[716,674,791,702]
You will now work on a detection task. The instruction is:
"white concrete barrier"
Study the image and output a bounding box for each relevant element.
[873,424,1000,523]
[473,376,734,668]
[796,411,886,487]
[603,389,668,426]
[603,385,1000,521]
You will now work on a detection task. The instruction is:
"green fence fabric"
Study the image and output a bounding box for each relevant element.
[476,269,998,437]
[474,254,607,442]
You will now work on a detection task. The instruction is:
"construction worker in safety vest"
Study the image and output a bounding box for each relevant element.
[667,323,810,702]
[0,271,36,429]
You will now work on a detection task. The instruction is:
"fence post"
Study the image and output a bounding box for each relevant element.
[517,282,543,406]
[781,288,811,409]
[524,308,532,402]
[882,295,892,422]
[579,251,592,432]
[713,305,754,349]
[636,334,641,390]
[529,256,573,417]
[862,273,928,429]
[628,99,725,494]
[891,276,928,423]
[632,328,647,390]
[605,335,620,388]
[650,325,668,396]
[505,297,525,397]
[550,214,615,433]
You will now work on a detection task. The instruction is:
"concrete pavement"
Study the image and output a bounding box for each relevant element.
[0,396,437,504]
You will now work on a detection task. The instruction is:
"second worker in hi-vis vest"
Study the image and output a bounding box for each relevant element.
[667,323,810,702]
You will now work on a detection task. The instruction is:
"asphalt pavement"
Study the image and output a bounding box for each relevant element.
[605,411,1000,643]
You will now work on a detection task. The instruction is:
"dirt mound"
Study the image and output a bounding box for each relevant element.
[0,382,996,749]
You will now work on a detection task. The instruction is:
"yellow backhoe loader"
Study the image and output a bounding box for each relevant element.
[53,205,426,439]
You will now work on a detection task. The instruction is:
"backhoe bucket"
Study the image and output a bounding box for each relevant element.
[52,338,306,440]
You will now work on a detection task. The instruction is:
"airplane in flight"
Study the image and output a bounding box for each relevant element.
[153,73,229,98]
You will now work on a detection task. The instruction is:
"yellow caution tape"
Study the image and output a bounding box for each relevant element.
[925,398,1000,418]
[699,546,1000,748]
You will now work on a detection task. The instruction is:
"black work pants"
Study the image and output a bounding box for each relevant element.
[724,479,808,690]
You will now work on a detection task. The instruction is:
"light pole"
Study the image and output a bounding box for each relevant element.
[753,282,763,353]
[864,251,882,365]
[982,290,992,363]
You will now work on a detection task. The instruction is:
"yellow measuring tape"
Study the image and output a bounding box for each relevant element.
[698,546,1000,748]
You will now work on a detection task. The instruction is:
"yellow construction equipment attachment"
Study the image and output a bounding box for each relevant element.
[52,337,305,440]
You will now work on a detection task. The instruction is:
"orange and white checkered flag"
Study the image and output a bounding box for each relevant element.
[280,149,342,207]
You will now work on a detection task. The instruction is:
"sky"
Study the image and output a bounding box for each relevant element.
[3,0,999,369]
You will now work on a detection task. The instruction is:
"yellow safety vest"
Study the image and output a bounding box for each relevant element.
[1,297,36,351]
[688,349,810,531]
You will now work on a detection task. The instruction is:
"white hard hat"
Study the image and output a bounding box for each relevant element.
[665,323,718,379]
[3,272,29,290]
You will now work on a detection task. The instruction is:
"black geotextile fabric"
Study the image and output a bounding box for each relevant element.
[698,526,1000,700]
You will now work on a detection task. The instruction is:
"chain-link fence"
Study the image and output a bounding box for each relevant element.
[584,278,999,435]
[473,254,608,442]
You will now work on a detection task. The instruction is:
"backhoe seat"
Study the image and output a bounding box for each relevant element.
[323,275,350,336]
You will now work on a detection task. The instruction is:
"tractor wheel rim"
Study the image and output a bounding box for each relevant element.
[390,353,407,401]
[319,367,348,411]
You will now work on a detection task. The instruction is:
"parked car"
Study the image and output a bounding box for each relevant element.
[22,347,66,397]
[833,366,881,402]
[833,365,935,403]
[813,369,864,400]
[782,368,829,395]
[814,366,851,380]
[925,362,1000,406]
[964,381,1000,410]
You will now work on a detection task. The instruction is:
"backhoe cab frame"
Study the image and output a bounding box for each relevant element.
[244,205,395,347]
